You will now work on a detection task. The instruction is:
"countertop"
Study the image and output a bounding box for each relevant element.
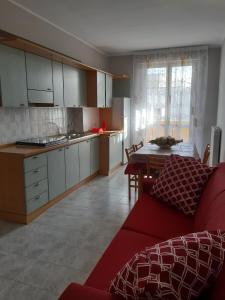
[0,131,123,157]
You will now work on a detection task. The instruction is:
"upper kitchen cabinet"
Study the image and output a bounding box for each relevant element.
[0,44,28,107]
[52,61,64,107]
[87,71,113,108]
[87,71,105,108]
[63,64,87,108]
[25,52,53,104]
[105,74,113,107]
[97,71,106,107]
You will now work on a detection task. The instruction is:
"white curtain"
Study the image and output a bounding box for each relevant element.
[132,46,208,158]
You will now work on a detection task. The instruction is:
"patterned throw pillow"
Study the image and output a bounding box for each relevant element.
[109,231,225,300]
[150,155,214,216]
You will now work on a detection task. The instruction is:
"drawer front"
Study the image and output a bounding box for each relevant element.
[28,90,54,104]
[25,178,48,201]
[24,153,47,172]
[25,165,47,187]
[26,191,49,214]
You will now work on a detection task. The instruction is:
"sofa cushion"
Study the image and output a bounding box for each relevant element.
[85,229,162,291]
[122,193,194,240]
[151,155,214,216]
[109,230,225,300]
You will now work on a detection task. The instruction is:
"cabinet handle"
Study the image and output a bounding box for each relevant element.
[66,146,70,149]
[35,195,40,200]
[20,104,25,107]
[33,169,40,173]
[46,88,52,91]
[32,156,38,159]
[55,104,59,107]
[34,182,40,187]
[58,148,63,151]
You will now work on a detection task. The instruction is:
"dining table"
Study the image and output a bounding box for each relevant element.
[130,142,198,164]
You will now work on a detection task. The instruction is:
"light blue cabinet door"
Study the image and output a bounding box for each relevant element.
[109,134,122,170]
[53,61,64,107]
[97,71,106,107]
[63,64,87,107]
[65,143,80,189]
[79,140,91,181]
[26,52,53,92]
[105,74,112,107]
[78,69,87,107]
[90,137,99,175]
[0,44,27,107]
[47,148,66,200]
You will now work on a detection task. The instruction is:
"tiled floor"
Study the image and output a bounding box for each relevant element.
[0,167,136,300]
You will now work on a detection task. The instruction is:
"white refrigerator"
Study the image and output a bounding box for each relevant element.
[111,97,131,164]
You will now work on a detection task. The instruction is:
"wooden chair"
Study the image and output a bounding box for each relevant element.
[138,156,165,197]
[203,144,210,165]
[134,141,144,151]
[125,145,138,201]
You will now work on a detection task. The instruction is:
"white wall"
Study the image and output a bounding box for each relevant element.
[0,0,108,71]
[217,40,225,161]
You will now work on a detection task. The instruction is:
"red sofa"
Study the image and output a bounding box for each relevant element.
[59,163,225,300]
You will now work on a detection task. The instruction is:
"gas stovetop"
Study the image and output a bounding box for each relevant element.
[16,133,86,147]
[16,135,68,147]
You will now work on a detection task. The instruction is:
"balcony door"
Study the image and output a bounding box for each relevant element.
[136,63,193,142]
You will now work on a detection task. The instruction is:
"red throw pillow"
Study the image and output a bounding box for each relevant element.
[109,230,225,300]
[150,155,214,216]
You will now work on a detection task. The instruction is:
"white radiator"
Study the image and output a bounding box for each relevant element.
[209,126,221,166]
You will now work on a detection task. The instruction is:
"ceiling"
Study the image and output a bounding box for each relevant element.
[9,0,225,55]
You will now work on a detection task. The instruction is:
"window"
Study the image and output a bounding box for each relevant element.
[144,63,192,142]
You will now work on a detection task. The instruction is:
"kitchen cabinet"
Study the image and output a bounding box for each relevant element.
[0,135,101,224]
[65,143,80,189]
[26,52,53,104]
[109,134,123,170]
[0,44,27,107]
[105,74,113,107]
[24,153,48,214]
[87,71,113,108]
[63,64,87,107]
[97,71,106,107]
[53,61,64,107]
[79,140,91,181]
[47,147,66,200]
[90,137,99,175]
[99,133,122,175]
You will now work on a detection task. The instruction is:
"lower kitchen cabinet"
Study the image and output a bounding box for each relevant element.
[109,134,123,170]
[48,147,66,200]
[0,135,103,224]
[99,133,122,175]
[79,140,91,181]
[90,137,99,175]
[65,143,80,189]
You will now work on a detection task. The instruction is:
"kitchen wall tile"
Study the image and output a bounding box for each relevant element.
[0,106,100,144]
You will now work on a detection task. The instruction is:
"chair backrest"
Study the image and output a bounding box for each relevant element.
[145,155,165,178]
[202,144,210,164]
[125,145,135,162]
[134,141,144,151]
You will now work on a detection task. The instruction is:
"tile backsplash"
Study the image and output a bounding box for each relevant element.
[0,107,100,144]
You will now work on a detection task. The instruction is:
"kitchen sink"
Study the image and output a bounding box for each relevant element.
[66,133,85,140]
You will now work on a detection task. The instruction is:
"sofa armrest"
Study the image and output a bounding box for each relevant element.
[59,283,116,300]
